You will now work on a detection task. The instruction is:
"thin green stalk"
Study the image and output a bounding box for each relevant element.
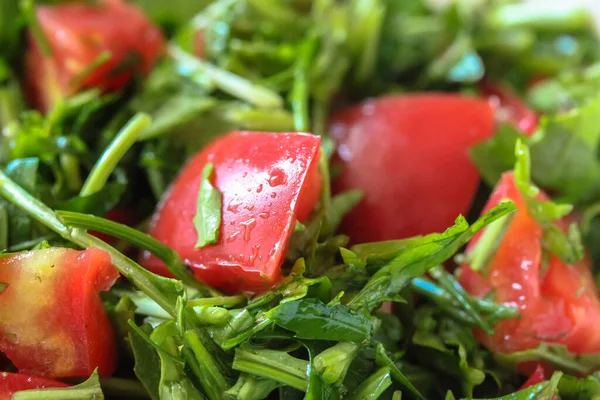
[21,0,52,57]
[81,113,151,196]
[57,210,220,296]
[188,294,246,308]
[69,51,112,89]
[290,36,316,131]
[233,347,308,392]
[184,330,230,400]
[169,45,283,109]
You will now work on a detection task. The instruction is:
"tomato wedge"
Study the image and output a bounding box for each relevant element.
[141,131,321,294]
[0,248,119,378]
[459,172,600,354]
[330,93,494,243]
[0,372,68,400]
[25,0,165,111]
[480,81,538,135]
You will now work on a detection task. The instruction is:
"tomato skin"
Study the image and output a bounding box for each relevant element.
[459,172,600,354]
[0,248,119,378]
[141,131,321,294]
[520,364,547,389]
[330,93,494,243]
[25,0,164,111]
[480,81,538,135]
[0,372,68,400]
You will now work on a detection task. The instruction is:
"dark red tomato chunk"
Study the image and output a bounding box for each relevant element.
[459,172,600,354]
[141,131,321,294]
[25,0,165,111]
[0,372,68,400]
[520,365,548,389]
[0,248,119,378]
[330,93,494,243]
[480,80,538,135]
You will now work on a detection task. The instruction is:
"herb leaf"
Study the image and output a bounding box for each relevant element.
[267,298,372,342]
[193,162,222,248]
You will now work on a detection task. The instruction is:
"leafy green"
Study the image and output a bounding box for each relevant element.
[193,162,222,248]
[349,202,516,312]
[267,298,372,342]
[129,323,161,400]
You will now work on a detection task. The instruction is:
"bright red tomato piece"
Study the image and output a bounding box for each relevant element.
[141,131,321,294]
[0,372,68,400]
[25,0,165,111]
[480,81,538,135]
[459,172,600,354]
[0,248,119,378]
[330,93,494,243]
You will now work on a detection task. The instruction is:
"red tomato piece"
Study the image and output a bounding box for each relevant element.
[459,172,600,354]
[0,248,119,378]
[25,0,165,112]
[141,131,321,294]
[0,372,68,400]
[480,80,538,135]
[330,93,494,243]
[519,364,548,389]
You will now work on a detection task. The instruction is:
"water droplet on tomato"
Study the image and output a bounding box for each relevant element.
[270,192,277,198]
[240,218,256,242]
[256,184,263,193]
[227,231,240,243]
[258,212,270,219]
[245,204,255,211]
[227,198,242,213]
[268,167,287,187]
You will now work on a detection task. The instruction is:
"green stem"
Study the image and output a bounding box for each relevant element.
[60,154,82,193]
[184,330,230,400]
[69,51,112,89]
[0,169,182,316]
[57,210,220,296]
[21,0,52,57]
[226,374,279,400]
[169,45,283,109]
[81,113,151,196]
[314,342,358,385]
[188,294,246,308]
[233,347,308,392]
[290,36,316,131]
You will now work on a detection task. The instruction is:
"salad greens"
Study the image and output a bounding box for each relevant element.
[3,0,600,399]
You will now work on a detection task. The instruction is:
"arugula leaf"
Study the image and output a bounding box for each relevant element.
[193,162,222,248]
[129,323,161,400]
[375,343,425,400]
[347,366,392,400]
[349,202,516,312]
[267,298,372,342]
[13,370,104,400]
[465,371,562,400]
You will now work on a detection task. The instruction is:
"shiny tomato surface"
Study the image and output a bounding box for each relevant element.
[331,94,495,243]
[25,0,164,111]
[480,81,538,135]
[459,172,600,354]
[0,248,119,378]
[142,131,321,293]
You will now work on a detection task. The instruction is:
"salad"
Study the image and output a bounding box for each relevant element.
[2,0,600,398]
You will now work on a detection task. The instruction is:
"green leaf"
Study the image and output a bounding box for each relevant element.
[193,162,222,248]
[313,342,359,385]
[349,202,516,311]
[375,343,425,400]
[129,323,163,400]
[225,374,279,400]
[13,370,104,400]
[267,298,372,342]
[347,366,392,400]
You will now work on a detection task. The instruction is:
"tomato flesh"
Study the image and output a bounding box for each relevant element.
[141,131,321,294]
[0,248,119,378]
[0,372,68,400]
[330,93,494,243]
[25,0,164,111]
[459,172,600,354]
